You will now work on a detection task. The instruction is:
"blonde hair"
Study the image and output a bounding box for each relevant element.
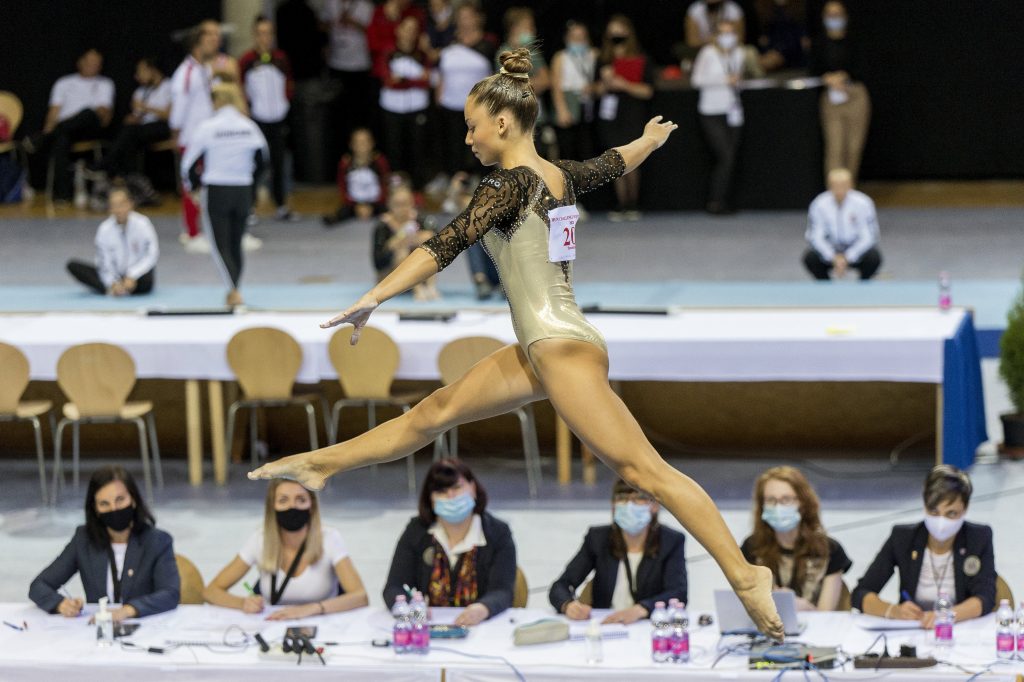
[211,82,245,110]
[260,479,324,573]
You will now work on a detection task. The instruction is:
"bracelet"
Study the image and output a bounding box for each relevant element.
[884,604,894,619]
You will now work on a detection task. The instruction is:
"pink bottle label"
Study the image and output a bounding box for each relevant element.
[394,630,411,647]
[939,294,951,310]
[652,637,670,653]
[935,623,953,641]
[1017,633,1024,651]
[411,628,429,649]
[671,634,690,655]
[997,633,1014,652]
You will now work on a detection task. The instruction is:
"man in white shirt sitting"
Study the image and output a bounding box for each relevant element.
[66,188,159,296]
[24,49,114,203]
[802,168,882,280]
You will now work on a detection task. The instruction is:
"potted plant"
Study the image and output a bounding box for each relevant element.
[999,276,1024,457]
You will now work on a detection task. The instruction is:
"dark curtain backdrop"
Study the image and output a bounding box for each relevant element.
[1,0,1021,180]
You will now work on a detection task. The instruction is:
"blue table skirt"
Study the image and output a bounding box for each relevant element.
[943,312,989,468]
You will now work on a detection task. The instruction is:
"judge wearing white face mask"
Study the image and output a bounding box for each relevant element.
[549,480,688,624]
[852,465,996,628]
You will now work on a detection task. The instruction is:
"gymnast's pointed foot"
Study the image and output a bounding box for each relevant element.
[248,452,329,491]
[734,565,785,641]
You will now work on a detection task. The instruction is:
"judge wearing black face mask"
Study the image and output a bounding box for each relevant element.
[29,465,180,621]
[203,480,368,619]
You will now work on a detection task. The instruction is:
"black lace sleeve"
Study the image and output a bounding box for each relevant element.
[420,170,521,271]
[554,148,626,196]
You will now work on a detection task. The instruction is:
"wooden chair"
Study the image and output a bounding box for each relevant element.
[175,554,205,605]
[327,326,428,493]
[0,342,52,504]
[436,336,542,497]
[0,91,24,156]
[225,328,324,467]
[513,566,529,608]
[53,343,162,503]
[994,574,1014,612]
[45,139,105,216]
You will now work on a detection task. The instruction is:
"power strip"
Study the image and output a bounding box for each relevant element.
[853,655,937,668]
[258,643,330,664]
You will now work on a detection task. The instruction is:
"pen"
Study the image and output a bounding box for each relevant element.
[243,582,256,596]
[22,621,28,631]
[900,591,912,603]
[3,621,24,631]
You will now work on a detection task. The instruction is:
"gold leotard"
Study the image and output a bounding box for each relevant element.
[421,149,626,362]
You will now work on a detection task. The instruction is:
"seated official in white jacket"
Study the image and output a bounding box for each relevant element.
[803,167,882,280]
[66,188,159,295]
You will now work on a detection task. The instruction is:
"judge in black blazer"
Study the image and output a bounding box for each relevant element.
[549,479,687,624]
[29,465,180,621]
[852,465,996,629]
[383,459,516,627]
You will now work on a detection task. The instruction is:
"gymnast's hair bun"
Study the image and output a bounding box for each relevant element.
[498,47,533,78]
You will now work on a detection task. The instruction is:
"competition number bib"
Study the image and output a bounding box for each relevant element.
[547,204,580,262]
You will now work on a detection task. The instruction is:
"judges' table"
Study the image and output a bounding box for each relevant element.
[0,307,985,483]
[0,604,1019,681]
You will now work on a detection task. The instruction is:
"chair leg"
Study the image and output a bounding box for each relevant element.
[249,406,259,466]
[515,407,539,498]
[450,426,459,458]
[29,417,47,506]
[134,418,154,502]
[433,433,447,462]
[401,405,416,495]
[525,404,542,487]
[225,402,241,466]
[52,419,68,503]
[368,403,378,475]
[304,402,318,451]
[146,412,163,489]
[330,402,344,445]
[319,396,333,444]
[72,422,80,491]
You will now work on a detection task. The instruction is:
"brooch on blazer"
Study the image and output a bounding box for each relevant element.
[127,569,134,578]
[963,555,981,577]
[422,547,435,567]
[911,550,918,561]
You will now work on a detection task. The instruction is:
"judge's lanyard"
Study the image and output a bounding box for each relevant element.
[270,538,307,605]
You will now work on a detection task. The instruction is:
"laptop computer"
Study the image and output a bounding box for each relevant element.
[714,589,807,637]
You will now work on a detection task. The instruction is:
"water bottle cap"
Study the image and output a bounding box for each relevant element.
[396,595,407,602]
[655,601,665,608]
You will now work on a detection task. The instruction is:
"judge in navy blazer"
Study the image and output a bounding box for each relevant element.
[29,466,179,620]
[549,480,687,624]
[852,465,996,628]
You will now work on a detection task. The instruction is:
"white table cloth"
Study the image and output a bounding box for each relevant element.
[0,603,1018,681]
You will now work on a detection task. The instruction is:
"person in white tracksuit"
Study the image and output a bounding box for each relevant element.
[181,84,268,307]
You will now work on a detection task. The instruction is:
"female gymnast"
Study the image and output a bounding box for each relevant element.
[250,48,783,639]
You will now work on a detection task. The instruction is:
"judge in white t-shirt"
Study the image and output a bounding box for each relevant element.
[24,48,115,202]
[203,480,368,620]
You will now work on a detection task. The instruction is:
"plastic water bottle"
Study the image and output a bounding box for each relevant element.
[938,271,952,311]
[95,596,113,647]
[392,595,412,654]
[668,599,690,663]
[934,592,954,647]
[584,618,604,664]
[996,599,1015,659]
[409,591,430,655]
[650,601,670,663]
[1016,601,1024,655]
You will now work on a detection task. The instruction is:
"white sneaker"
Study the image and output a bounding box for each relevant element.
[247,212,259,227]
[178,233,191,246]
[183,234,212,254]
[242,233,263,251]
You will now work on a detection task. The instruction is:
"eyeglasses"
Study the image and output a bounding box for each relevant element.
[763,496,798,507]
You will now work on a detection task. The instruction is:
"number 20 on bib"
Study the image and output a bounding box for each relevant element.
[547,204,580,262]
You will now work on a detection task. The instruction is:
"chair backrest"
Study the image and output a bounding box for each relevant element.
[836,579,852,611]
[56,343,136,417]
[995,574,1014,612]
[0,342,30,414]
[0,91,24,138]
[437,336,506,386]
[513,566,528,608]
[175,554,205,605]
[226,327,303,399]
[328,326,399,399]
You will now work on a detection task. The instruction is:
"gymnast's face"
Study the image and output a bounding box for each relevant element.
[464,99,513,167]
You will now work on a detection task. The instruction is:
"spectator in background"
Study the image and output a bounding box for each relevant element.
[692,19,759,215]
[380,16,432,189]
[685,0,746,50]
[596,15,654,221]
[276,0,326,81]
[742,466,852,611]
[66,188,158,296]
[496,8,551,101]
[240,16,297,221]
[809,1,870,181]
[372,184,439,300]
[322,127,391,226]
[22,49,114,204]
[320,0,375,139]
[756,0,809,72]
[95,58,171,203]
[368,0,426,82]
[422,0,456,62]
[802,168,881,280]
[551,20,597,163]
[275,0,327,184]
[436,4,495,177]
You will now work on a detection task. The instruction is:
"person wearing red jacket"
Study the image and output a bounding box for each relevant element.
[322,127,391,227]
[379,17,432,188]
[366,0,426,81]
